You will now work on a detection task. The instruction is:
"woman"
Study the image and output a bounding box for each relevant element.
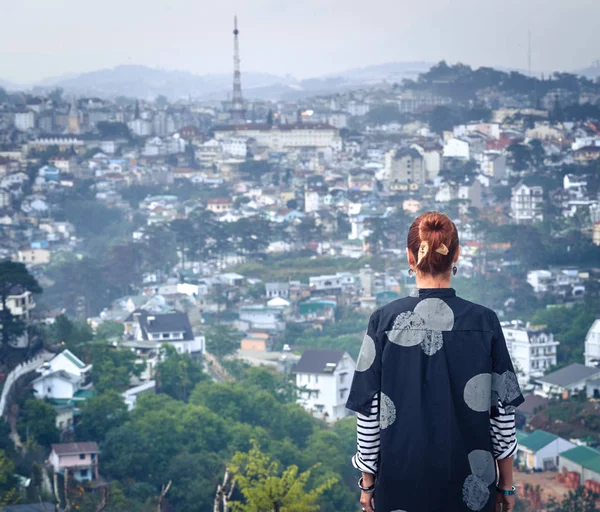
[346,212,524,512]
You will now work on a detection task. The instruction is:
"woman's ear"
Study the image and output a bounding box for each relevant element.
[454,245,461,263]
[406,247,415,268]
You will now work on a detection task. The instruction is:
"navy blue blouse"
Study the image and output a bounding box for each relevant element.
[346,288,524,512]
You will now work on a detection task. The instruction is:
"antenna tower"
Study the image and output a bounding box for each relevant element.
[230,16,246,123]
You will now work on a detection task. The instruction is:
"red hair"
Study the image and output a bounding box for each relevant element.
[407,211,459,277]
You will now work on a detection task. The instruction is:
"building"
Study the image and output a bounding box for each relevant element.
[585,319,600,367]
[206,197,233,213]
[511,182,544,224]
[123,310,205,355]
[559,446,600,484]
[213,124,340,152]
[14,111,35,132]
[387,148,426,191]
[517,430,576,470]
[49,442,100,482]
[32,350,93,401]
[266,282,289,299]
[534,363,600,399]
[501,322,559,386]
[294,349,355,422]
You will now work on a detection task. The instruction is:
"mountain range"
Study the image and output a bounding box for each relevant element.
[2,60,599,101]
[1,62,433,101]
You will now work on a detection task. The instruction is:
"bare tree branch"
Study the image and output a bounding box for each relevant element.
[157,480,172,511]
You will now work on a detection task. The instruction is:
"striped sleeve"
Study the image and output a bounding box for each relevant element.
[490,399,518,460]
[352,393,380,475]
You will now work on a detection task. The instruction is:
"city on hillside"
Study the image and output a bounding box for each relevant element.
[1,11,600,512]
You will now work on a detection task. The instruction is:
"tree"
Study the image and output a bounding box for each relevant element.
[546,486,599,512]
[18,399,58,447]
[77,391,128,442]
[228,441,336,512]
[155,344,207,401]
[0,261,42,353]
[205,325,242,358]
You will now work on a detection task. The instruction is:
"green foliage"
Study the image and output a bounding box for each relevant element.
[546,486,599,512]
[85,343,143,393]
[95,321,125,340]
[18,400,58,447]
[206,324,242,358]
[77,391,128,442]
[155,344,207,401]
[228,441,337,512]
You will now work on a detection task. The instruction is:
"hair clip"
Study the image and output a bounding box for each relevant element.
[435,244,449,256]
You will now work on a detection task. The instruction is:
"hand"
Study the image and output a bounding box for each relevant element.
[495,491,514,512]
[360,491,375,512]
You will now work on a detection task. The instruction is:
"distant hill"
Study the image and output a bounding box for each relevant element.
[25,62,431,101]
[577,62,600,79]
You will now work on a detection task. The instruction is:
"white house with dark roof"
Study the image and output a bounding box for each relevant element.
[123,309,205,355]
[534,363,600,398]
[293,349,356,422]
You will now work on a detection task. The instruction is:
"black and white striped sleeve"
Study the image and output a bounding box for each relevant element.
[490,399,518,460]
[352,393,380,475]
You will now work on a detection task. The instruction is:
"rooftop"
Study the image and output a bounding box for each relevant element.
[519,430,558,452]
[536,363,600,388]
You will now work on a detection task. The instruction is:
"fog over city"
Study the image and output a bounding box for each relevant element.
[1,0,600,84]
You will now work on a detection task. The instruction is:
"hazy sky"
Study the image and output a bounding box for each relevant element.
[1,0,599,84]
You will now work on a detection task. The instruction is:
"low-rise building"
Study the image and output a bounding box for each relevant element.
[534,363,600,399]
[517,430,576,470]
[49,442,100,482]
[294,349,355,422]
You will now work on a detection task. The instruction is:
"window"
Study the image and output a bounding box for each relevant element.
[79,454,85,460]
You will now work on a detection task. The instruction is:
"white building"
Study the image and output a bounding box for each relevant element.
[309,272,355,293]
[501,321,559,386]
[443,138,470,160]
[585,319,600,367]
[518,430,576,470]
[213,123,340,152]
[32,350,93,400]
[14,111,35,132]
[511,182,544,224]
[294,349,355,422]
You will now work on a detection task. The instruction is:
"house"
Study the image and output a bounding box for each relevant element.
[501,321,559,386]
[32,350,93,401]
[294,349,355,422]
[559,446,600,484]
[207,197,233,213]
[585,319,600,367]
[515,394,549,428]
[49,442,100,482]
[534,363,600,399]
[266,282,289,299]
[123,310,205,356]
[511,182,544,224]
[517,430,576,470]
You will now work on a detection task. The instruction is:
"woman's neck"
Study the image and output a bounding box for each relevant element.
[416,273,452,289]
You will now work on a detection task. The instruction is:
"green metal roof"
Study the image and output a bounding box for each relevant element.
[516,430,530,444]
[560,446,600,474]
[519,430,558,452]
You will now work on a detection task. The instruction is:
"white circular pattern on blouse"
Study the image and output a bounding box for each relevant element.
[468,450,496,486]
[380,392,397,429]
[463,373,492,412]
[356,333,376,372]
[420,330,444,356]
[414,298,455,331]
[462,474,490,511]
